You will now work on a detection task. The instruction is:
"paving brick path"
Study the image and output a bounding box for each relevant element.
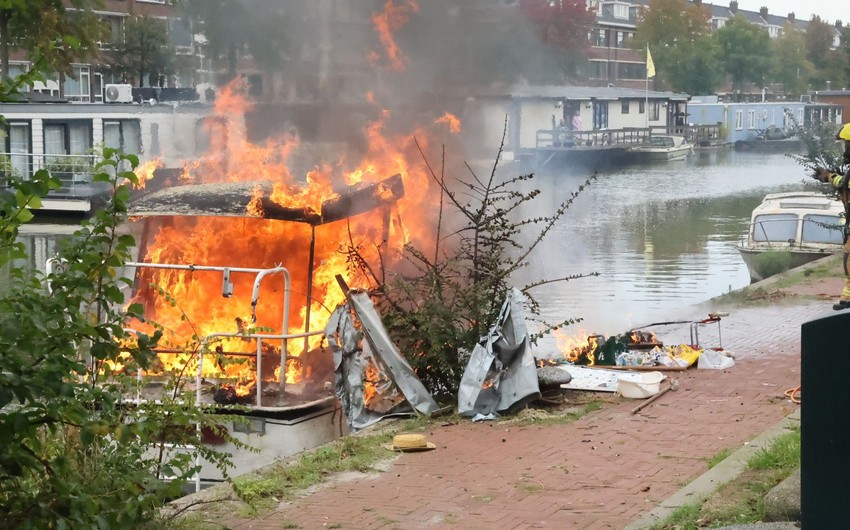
[222,300,826,530]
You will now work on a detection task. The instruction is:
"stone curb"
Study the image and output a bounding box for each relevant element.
[624,408,801,530]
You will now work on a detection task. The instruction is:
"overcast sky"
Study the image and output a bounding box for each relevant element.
[730,0,847,24]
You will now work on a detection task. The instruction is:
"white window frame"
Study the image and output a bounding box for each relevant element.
[748,110,756,129]
[735,111,743,130]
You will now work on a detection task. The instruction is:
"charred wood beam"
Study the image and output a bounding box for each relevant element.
[320,174,404,224]
[130,173,405,226]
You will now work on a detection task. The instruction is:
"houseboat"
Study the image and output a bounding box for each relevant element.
[456,85,692,171]
[1,92,213,214]
[736,191,845,282]
[688,96,844,149]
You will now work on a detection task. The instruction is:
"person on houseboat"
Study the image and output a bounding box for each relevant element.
[813,122,850,310]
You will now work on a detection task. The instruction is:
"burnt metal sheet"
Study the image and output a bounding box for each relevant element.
[458,288,540,418]
[325,288,438,431]
[129,174,404,225]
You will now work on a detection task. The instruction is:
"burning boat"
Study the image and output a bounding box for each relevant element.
[121,169,414,486]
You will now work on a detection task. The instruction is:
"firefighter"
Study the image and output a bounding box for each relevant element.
[814,122,850,310]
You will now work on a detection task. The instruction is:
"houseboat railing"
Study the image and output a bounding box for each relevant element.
[0,152,99,196]
[535,127,651,149]
[535,123,724,149]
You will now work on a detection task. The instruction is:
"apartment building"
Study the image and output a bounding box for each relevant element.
[5,0,195,103]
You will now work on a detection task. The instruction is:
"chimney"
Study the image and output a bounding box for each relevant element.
[729,1,738,14]
[788,12,795,23]
[759,7,768,19]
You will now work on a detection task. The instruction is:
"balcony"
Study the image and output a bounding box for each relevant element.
[1,152,103,198]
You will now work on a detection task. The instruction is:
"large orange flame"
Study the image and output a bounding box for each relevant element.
[129,77,458,392]
[370,0,419,71]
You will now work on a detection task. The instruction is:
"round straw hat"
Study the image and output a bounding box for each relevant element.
[389,433,436,452]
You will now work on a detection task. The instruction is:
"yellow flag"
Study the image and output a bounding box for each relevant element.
[646,46,656,79]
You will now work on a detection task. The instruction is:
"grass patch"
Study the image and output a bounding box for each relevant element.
[648,426,800,530]
[228,430,397,513]
[706,447,733,469]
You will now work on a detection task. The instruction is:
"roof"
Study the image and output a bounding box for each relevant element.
[473,84,690,101]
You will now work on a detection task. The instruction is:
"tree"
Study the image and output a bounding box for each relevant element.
[0,0,105,83]
[107,14,176,87]
[804,16,839,90]
[631,0,713,91]
[714,14,772,98]
[179,0,293,81]
[664,35,722,95]
[518,0,595,82]
[346,133,596,397]
[770,23,814,98]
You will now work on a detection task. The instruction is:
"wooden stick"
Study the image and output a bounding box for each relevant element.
[631,380,679,414]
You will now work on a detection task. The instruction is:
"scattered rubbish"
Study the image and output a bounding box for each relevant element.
[471,412,500,422]
[616,371,666,399]
[631,379,680,414]
[386,433,436,452]
[558,365,660,393]
[458,288,540,418]
[698,348,735,369]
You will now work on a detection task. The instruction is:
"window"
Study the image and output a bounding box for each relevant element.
[64,65,91,102]
[2,122,31,179]
[649,101,660,121]
[595,29,608,47]
[748,110,756,129]
[43,121,92,185]
[169,17,193,48]
[752,214,797,242]
[616,31,625,48]
[44,121,92,156]
[613,3,629,19]
[104,120,141,154]
[802,215,845,244]
[621,101,630,114]
[639,100,645,114]
[735,111,743,130]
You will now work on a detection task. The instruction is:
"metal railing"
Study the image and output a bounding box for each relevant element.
[0,152,99,196]
[533,124,725,150]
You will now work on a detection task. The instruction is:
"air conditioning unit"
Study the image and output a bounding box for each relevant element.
[104,84,133,103]
[800,94,812,103]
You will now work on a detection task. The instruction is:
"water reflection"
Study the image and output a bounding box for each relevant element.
[513,149,814,336]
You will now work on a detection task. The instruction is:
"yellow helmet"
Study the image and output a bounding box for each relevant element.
[838,123,850,141]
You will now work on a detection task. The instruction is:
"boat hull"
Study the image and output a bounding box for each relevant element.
[736,246,839,282]
[630,145,692,161]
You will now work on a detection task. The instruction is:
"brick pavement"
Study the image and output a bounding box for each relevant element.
[220,299,827,530]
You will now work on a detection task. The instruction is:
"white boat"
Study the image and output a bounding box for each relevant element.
[736,191,845,282]
[630,135,693,161]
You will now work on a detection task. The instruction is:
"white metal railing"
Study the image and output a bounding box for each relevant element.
[121,262,324,407]
[1,151,98,196]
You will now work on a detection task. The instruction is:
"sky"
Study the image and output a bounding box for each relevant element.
[730,0,847,24]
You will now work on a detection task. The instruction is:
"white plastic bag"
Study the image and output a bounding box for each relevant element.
[698,349,735,370]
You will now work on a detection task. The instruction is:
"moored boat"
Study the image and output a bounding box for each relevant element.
[736,191,845,282]
[629,135,693,162]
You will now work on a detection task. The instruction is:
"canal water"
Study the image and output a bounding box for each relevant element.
[513,148,814,341]
[10,149,813,345]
